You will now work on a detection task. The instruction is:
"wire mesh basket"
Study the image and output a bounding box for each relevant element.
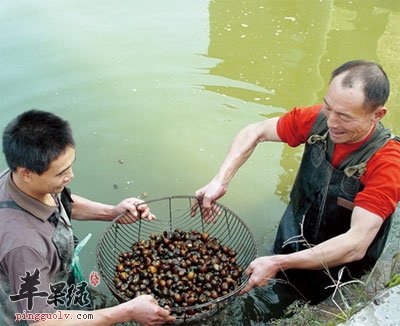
[97,195,256,324]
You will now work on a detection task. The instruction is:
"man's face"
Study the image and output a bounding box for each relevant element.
[322,74,386,144]
[29,146,76,195]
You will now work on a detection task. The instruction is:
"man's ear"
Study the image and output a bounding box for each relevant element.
[373,106,387,122]
[16,167,32,182]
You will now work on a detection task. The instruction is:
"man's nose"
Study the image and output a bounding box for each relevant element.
[64,169,74,182]
[327,112,340,128]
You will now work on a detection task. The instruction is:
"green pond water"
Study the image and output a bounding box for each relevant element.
[1,0,400,324]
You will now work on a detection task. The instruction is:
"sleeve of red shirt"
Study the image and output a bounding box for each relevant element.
[277,104,323,146]
[357,139,400,219]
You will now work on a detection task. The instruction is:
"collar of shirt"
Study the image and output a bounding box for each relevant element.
[5,171,58,222]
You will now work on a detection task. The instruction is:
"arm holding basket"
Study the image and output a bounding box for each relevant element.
[31,295,175,326]
[71,194,156,222]
[192,117,281,221]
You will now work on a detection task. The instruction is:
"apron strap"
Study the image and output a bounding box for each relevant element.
[0,200,27,211]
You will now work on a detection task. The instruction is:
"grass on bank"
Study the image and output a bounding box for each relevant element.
[269,251,400,326]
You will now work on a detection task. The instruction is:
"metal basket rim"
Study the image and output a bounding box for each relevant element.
[96,195,257,318]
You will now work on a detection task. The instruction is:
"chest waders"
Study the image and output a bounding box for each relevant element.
[273,112,396,303]
[0,188,78,306]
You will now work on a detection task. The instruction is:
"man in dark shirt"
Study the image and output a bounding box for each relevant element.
[0,110,174,325]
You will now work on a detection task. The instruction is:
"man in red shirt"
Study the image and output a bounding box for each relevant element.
[193,60,400,312]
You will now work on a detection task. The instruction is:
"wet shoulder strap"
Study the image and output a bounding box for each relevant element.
[60,187,74,220]
[307,111,393,171]
[0,170,26,212]
[308,110,328,136]
[0,200,26,212]
[0,188,73,217]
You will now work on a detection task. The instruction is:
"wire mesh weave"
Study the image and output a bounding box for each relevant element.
[96,195,256,323]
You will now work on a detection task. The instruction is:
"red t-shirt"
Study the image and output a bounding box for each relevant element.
[277,105,400,219]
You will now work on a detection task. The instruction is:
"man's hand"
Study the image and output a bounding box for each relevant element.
[119,295,175,326]
[191,179,227,222]
[112,197,156,223]
[32,295,175,326]
[240,256,282,295]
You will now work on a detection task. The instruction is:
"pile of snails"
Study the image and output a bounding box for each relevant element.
[113,229,243,316]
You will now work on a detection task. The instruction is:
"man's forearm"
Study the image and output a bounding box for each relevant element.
[272,233,364,273]
[240,230,371,295]
[273,207,383,273]
[70,194,114,221]
[214,118,281,186]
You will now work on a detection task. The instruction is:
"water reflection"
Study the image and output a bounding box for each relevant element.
[204,0,400,207]
[204,0,333,206]
[317,0,400,99]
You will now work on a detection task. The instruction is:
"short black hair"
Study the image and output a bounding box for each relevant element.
[2,109,75,174]
[331,60,390,111]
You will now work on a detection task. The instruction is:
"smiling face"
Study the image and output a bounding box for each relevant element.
[23,146,76,198]
[34,146,76,194]
[322,74,387,144]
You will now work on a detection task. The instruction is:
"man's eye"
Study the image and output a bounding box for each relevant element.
[322,107,330,116]
[339,114,351,122]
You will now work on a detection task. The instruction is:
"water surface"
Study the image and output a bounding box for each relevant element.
[1,0,400,324]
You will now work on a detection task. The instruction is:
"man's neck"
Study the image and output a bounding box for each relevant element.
[11,172,56,206]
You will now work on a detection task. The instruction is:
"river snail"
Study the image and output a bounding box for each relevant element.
[113,229,243,316]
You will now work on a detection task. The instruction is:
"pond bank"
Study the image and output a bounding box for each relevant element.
[338,206,400,326]
[338,285,400,326]
[271,206,400,326]
[328,205,400,325]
